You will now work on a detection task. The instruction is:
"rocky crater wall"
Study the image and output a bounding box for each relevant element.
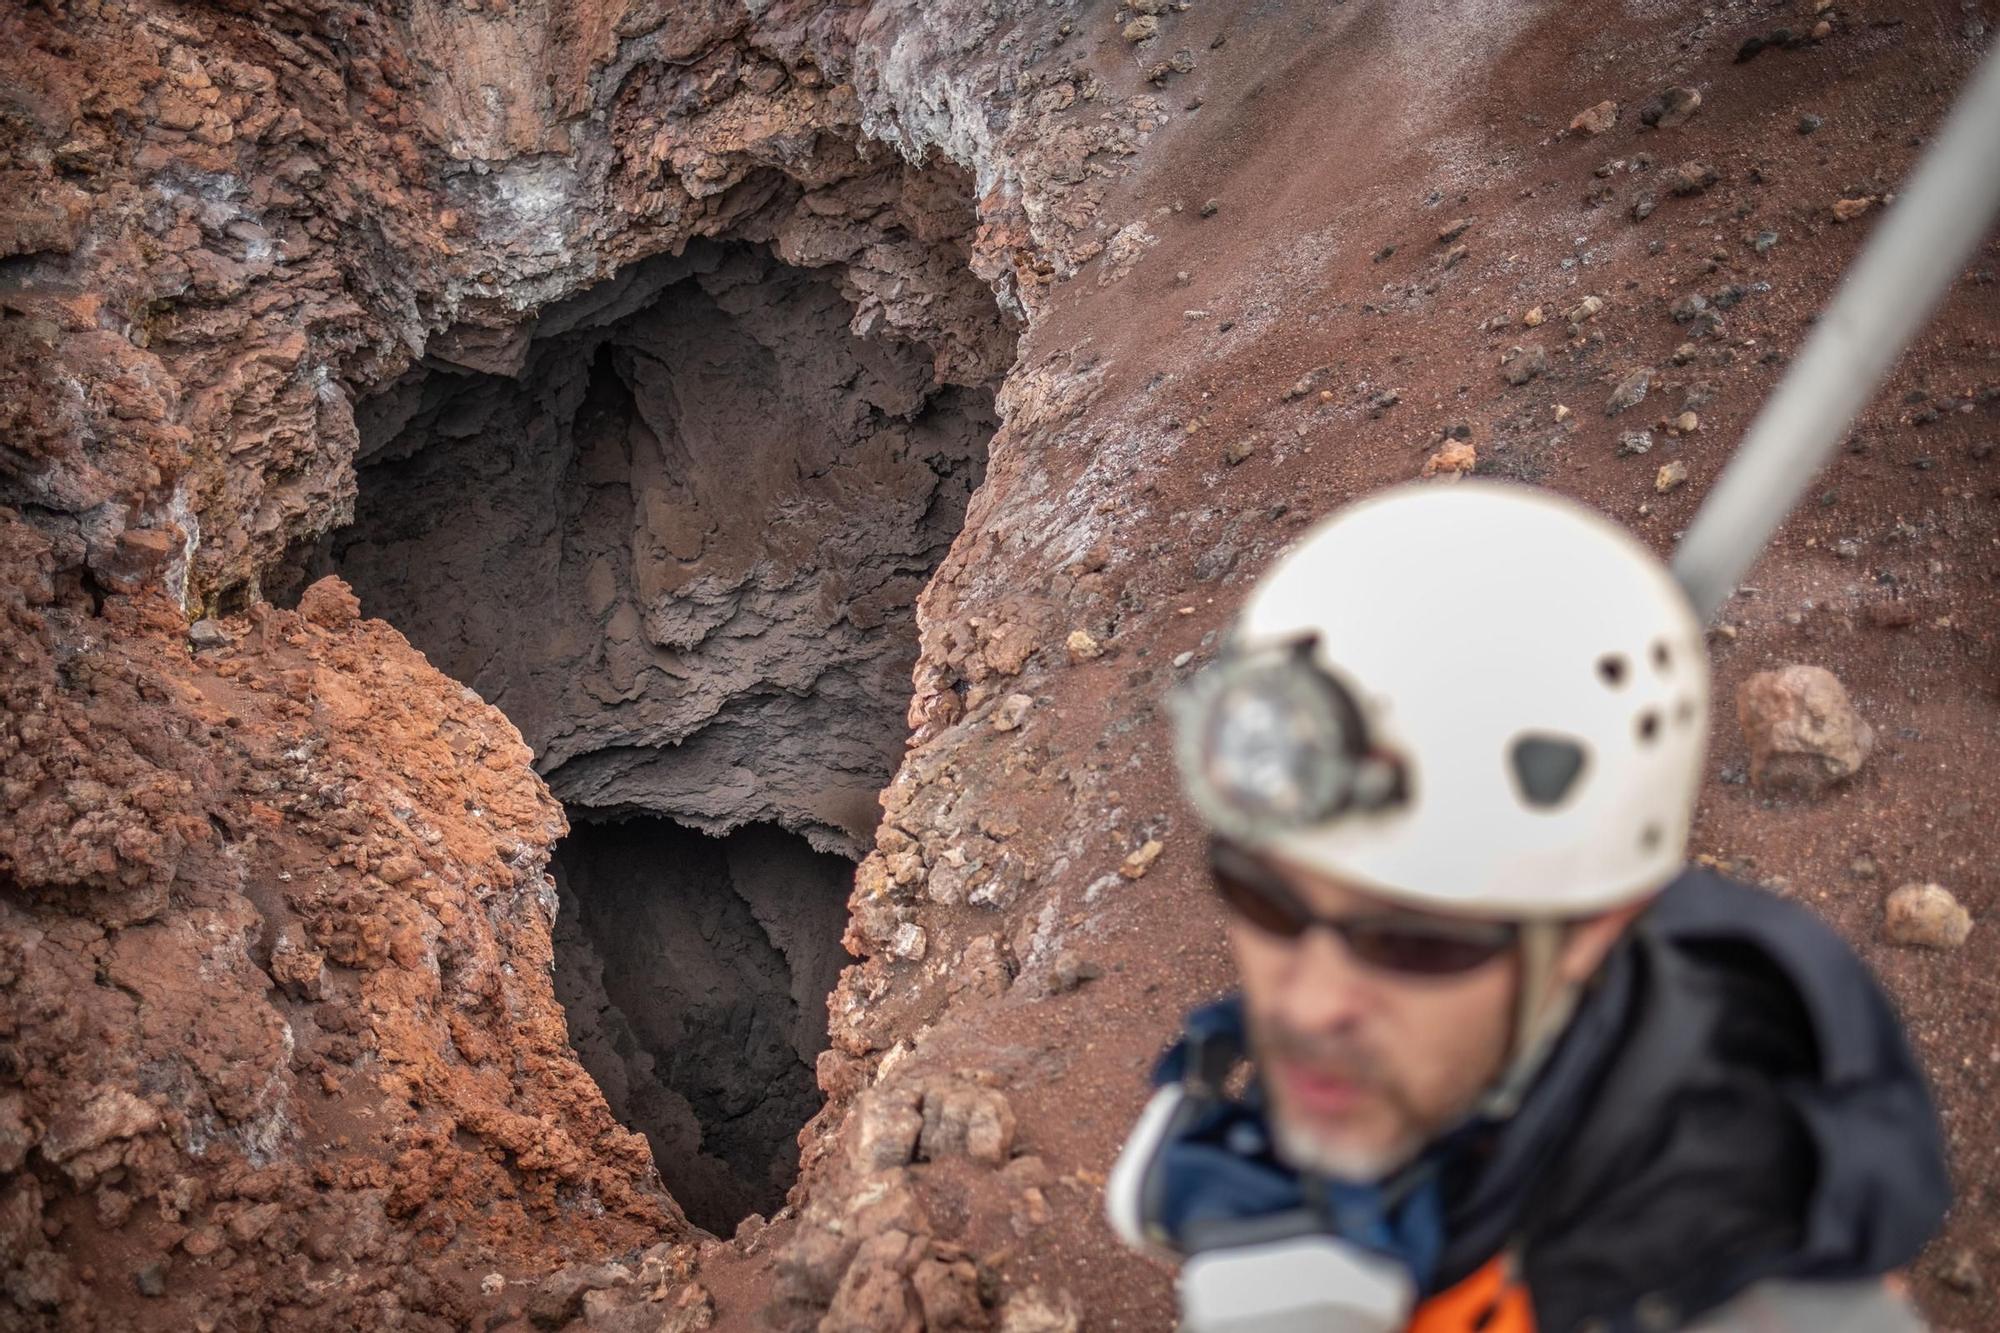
[8,0,1997,1330]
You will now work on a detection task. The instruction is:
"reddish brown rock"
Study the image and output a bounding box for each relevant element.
[0,517,681,1326]
[912,1245,992,1330]
[1570,99,1619,135]
[1736,664,1875,797]
[918,1078,1017,1166]
[39,1088,160,1166]
[822,1230,924,1333]
[297,576,362,629]
[1883,883,1973,950]
[0,178,93,257]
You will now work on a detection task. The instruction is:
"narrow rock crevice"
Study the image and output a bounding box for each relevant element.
[551,815,851,1233]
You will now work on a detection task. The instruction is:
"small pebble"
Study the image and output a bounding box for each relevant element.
[1570,100,1619,136]
[1065,629,1104,662]
[1607,367,1652,416]
[1937,1248,1984,1296]
[1641,86,1703,129]
[992,693,1035,732]
[1883,882,1972,950]
[1120,840,1165,879]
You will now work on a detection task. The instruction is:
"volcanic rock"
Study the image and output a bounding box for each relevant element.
[1065,629,1105,662]
[1669,161,1719,196]
[1640,86,1703,128]
[1422,440,1478,480]
[918,1079,1017,1167]
[1883,883,1973,950]
[1607,368,1652,416]
[1502,344,1549,385]
[1000,1287,1082,1333]
[1736,665,1875,796]
[1570,100,1619,135]
[993,693,1036,732]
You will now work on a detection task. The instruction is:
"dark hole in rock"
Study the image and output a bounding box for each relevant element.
[550,814,851,1233]
[303,237,1007,1231]
[299,239,993,856]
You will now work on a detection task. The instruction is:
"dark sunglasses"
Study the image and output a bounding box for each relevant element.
[1208,840,1518,977]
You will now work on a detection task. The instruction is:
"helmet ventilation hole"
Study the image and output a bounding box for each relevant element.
[1597,654,1628,687]
[1639,823,1663,852]
[1651,640,1672,672]
[1674,698,1696,727]
[1510,734,1589,808]
[1636,710,1661,744]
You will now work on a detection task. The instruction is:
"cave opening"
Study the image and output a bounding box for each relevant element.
[305,234,1008,1232]
[550,814,852,1233]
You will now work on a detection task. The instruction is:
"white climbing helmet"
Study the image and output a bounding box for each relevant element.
[1172,480,1710,918]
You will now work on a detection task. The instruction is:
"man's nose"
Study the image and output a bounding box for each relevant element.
[1271,926,1371,1034]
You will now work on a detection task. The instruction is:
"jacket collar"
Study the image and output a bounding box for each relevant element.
[1435,869,1949,1326]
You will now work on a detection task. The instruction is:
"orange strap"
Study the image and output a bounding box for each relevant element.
[1407,1253,1536,1333]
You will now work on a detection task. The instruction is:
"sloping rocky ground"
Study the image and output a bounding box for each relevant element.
[3,0,1998,1330]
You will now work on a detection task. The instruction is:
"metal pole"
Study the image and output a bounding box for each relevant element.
[1672,40,2000,622]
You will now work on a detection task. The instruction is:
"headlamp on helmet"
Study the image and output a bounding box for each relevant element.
[1169,636,1406,844]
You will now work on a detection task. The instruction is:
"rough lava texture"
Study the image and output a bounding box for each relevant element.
[5,1,2000,1331]
[0,544,681,1329]
[323,241,998,855]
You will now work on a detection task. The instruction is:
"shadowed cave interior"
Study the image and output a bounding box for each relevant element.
[550,816,852,1233]
[313,238,1002,1233]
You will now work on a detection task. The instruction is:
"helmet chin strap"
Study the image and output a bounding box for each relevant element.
[1476,920,1579,1121]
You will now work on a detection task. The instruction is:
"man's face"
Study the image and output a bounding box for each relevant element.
[1227,854,1520,1183]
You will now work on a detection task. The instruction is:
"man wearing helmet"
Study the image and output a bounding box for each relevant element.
[1107,482,1948,1332]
